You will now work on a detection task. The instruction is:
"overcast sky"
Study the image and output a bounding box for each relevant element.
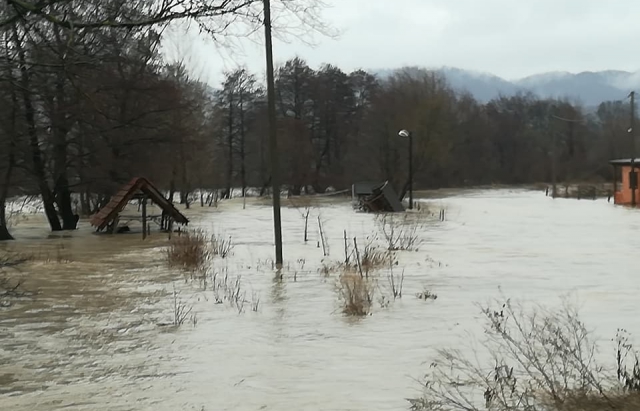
[164,0,640,86]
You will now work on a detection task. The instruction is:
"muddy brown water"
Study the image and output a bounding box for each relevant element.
[1,190,639,410]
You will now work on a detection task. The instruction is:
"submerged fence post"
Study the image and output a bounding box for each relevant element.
[344,230,349,264]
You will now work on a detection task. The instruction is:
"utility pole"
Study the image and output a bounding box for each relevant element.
[551,130,557,198]
[550,106,583,199]
[263,0,283,267]
[631,91,637,207]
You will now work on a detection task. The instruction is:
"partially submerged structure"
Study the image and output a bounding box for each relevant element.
[90,177,189,238]
[352,181,405,212]
[610,158,640,206]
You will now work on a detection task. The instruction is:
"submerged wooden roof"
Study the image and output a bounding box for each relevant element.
[89,177,189,230]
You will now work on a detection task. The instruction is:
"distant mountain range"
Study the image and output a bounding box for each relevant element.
[375,67,640,107]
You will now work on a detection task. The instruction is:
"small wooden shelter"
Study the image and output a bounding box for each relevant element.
[609,158,640,206]
[90,177,189,238]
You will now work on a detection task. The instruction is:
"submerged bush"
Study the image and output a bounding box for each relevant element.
[342,236,394,277]
[167,230,210,271]
[0,253,29,301]
[376,213,424,251]
[211,233,234,258]
[167,228,234,271]
[337,271,375,316]
[409,299,640,411]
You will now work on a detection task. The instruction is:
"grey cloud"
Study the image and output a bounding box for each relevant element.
[181,0,640,84]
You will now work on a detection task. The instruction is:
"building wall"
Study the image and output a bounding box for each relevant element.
[615,166,640,205]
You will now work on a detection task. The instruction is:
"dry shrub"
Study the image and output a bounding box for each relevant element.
[359,243,392,272]
[320,261,340,277]
[409,299,640,411]
[376,213,423,251]
[344,238,394,277]
[388,270,404,299]
[206,269,259,314]
[167,229,234,271]
[337,271,375,316]
[211,233,234,258]
[167,230,210,271]
[329,237,398,315]
[0,253,30,302]
[0,252,28,270]
[557,392,640,411]
[171,285,194,326]
[0,276,25,300]
[325,237,392,278]
[416,288,437,300]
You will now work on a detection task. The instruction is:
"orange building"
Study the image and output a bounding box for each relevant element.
[610,158,640,206]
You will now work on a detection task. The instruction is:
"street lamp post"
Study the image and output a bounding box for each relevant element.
[630,91,636,207]
[399,129,413,210]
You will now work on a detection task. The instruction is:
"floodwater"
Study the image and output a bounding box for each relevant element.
[1,189,639,411]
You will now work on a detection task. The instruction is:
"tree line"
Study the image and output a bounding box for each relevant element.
[0,3,635,240]
[211,62,633,198]
[0,0,326,240]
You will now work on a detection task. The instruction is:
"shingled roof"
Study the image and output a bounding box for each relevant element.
[89,177,189,230]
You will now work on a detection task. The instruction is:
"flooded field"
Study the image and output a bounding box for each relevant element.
[1,189,639,411]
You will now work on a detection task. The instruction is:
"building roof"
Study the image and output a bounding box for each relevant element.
[89,177,189,230]
[610,158,640,166]
[352,182,381,196]
[354,180,405,212]
[373,181,405,212]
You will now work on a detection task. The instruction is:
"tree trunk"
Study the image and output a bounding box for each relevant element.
[180,168,190,208]
[13,24,61,231]
[55,179,77,229]
[51,25,77,230]
[52,122,76,228]
[168,163,177,204]
[77,123,90,217]
[225,90,234,199]
[0,172,14,241]
[80,190,91,216]
[0,223,12,241]
[240,89,247,197]
[53,124,77,229]
[260,176,272,197]
[179,133,189,206]
[0,32,17,241]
